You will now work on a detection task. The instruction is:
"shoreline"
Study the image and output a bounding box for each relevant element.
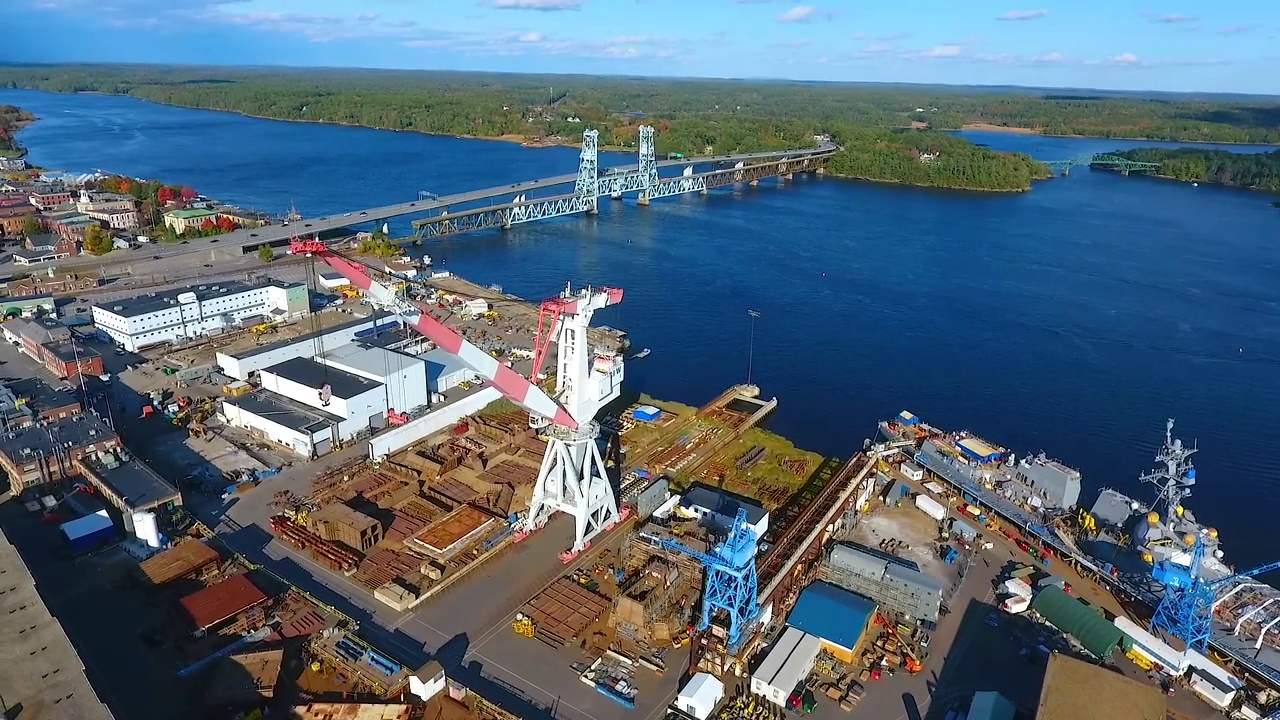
[827,172,1032,193]
[956,122,1280,147]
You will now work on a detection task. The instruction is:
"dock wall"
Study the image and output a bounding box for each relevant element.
[368,387,502,459]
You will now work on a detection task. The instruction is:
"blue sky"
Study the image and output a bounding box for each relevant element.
[5,0,1278,94]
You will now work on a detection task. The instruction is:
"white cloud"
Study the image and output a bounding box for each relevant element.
[487,0,582,10]
[860,43,895,55]
[998,9,1048,21]
[517,31,545,42]
[1109,52,1141,64]
[1148,13,1196,24]
[1218,24,1257,35]
[777,5,815,23]
[919,44,962,58]
[1030,52,1066,63]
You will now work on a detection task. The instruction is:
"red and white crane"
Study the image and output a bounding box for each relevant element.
[287,238,625,557]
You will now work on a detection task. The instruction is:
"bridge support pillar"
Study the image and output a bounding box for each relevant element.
[1122,169,1130,176]
[749,180,759,187]
[637,192,651,207]
[782,173,793,181]
[1062,169,1069,177]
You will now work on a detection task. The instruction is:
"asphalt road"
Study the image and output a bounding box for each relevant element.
[43,144,835,271]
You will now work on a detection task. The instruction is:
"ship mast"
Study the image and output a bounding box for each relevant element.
[1139,418,1198,526]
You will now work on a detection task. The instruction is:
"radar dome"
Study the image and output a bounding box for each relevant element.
[1175,505,1185,517]
[1215,549,1225,559]
[1183,533,1197,546]
[1208,528,1219,539]
[1147,511,1160,525]
[1130,501,1142,511]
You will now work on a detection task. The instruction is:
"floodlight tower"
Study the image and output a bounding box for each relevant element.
[519,282,626,560]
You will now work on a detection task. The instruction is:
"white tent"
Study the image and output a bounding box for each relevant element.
[676,673,724,720]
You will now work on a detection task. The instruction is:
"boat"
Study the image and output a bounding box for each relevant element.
[630,348,651,360]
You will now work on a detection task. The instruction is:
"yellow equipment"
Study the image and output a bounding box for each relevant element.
[1126,648,1155,671]
[512,614,535,638]
[251,321,280,335]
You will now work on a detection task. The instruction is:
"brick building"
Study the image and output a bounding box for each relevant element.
[13,233,79,265]
[0,205,37,236]
[29,189,72,210]
[5,273,101,297]
[0,413,119,490]
[15,318,104,379]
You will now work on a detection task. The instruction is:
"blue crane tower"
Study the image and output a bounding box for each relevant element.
[1150,537,1280,652]
[646,508,761,649]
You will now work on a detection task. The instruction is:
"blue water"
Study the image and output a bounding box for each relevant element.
[8,89,1280,569]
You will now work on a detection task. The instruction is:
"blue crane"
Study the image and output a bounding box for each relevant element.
[1150,537,1280,652]
[646,508,761,649]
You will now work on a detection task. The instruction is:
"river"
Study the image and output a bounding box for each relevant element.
[6,88,1279,570]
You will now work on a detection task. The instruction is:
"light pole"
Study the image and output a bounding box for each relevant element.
[746,309,760,385]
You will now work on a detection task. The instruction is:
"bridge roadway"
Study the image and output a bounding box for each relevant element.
[109,145,833,264]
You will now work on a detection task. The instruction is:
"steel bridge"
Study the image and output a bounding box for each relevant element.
[1043,153,1161,175]
[410,125,836,239]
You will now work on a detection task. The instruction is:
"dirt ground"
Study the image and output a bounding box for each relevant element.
[851,502,953,582]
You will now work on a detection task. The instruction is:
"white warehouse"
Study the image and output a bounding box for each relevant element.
[221,391,341,458]
[257,357,390,441]
[93,280,309,352]
[214,313,401,381]
[317,343,430,416]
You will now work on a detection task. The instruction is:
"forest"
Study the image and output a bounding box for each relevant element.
[0,104,35,156]
[1114,148,1280,191]
[3,65,1279,144]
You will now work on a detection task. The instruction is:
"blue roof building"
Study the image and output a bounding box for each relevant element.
[786,581,878,662]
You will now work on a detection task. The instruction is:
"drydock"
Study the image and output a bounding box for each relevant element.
[878,412,1280,692]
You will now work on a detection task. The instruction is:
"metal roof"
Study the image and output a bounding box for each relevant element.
[137,540,220,587]
[787,581,876,651]
[1031,586,1126,659]
[264,356,384,400]
[179,574,268,630]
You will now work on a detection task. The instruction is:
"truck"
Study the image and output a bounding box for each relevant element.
[1036,575,1072,594]
[915,494,947,522]
[1001,595,1031,614]
[1001,578,1034,599]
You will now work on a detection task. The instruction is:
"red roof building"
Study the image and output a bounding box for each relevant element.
[179,574,268,631]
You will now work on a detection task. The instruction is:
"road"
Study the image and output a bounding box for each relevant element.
[43,144,835,271]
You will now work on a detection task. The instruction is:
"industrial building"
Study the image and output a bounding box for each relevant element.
[785,581,878,664]
[318,342,430,415]
[1031,586,1126,659]
[258,357,392,441]
[1012,453,1082,510]
[1035,652,1166,720]
[214,312,400,380]
[421,347,478,393]
[9,316,105,379]
[677,485,770,539]
[73,448,183,515]
[0,528,116,720]
[91,280,309,351]
[676,673,725,720]
[821,541,945,623]
[0,412,120,490]
[750,626,823,707]
[178,574,270,634]
[220,390,341,458]
[0,294,55,318]
[0,376,83,427]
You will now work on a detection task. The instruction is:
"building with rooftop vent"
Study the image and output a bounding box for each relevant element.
[91,280,308,351]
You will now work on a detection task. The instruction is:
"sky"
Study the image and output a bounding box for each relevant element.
[4,0,1279,94]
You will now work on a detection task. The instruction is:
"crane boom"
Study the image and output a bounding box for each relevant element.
[288,238,577,429]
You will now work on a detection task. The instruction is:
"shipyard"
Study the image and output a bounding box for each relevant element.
[0,99,1277,720]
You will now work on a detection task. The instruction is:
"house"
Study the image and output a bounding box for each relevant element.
[163,208,216,234]
[0,205,37,236]
[5,272,100,297]
[0,157,26,172]
[13,233,78,265]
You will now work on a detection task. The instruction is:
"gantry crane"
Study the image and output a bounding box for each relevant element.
[1150,534,1280,652]
[642,508,761,650]
[287,237,624,556]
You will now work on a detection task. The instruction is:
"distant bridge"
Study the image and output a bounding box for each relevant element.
[1042,153,1161,175]
[409,126,835,239]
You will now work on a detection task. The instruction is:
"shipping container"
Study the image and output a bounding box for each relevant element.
[1001,578,1034,599]
[914,495,947,522]
[632,405,662,422]
[899,462,924,481]
[1001,595,1031,614]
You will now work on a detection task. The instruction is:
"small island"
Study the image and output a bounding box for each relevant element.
[825,127,1051,192]
[1112,147,1280,192]
[0,104,36,171]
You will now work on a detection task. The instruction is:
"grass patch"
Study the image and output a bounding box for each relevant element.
[717,427,824,508]
[637,392,696,415]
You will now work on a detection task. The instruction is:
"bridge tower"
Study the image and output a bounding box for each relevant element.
[637,125,659,206]
[575,130,600,215]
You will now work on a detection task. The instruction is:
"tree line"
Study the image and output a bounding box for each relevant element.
[824,126,1050,191]
[1114,148,1280,191]
[3,65,1279,144]
[0,104,34,157]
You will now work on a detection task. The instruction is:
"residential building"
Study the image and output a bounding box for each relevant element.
[92,280,310,351]
[29,188,72,210]
[0,205,37,236]
[13,232,79,265]
[47,212,100,243]
[0,156,26,171]
[163,208,216,234]
[14,317,104,379]
[0,413,119,490]
[4,272,100,297]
